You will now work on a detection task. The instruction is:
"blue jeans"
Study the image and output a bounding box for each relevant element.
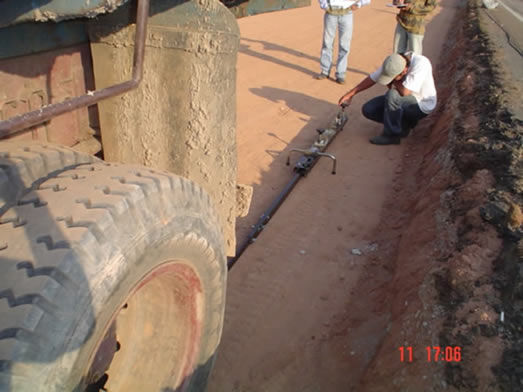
[393,23,424,55]
[362,89,426,136]
[320,12,353,80]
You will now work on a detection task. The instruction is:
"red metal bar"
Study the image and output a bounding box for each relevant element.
[0,0,150,139]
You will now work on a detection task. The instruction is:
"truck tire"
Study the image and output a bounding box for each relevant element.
[0,142,227,391]
[0,142,95,214]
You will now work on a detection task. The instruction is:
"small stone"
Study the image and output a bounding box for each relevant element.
[351,248,362,256]
[320,295,329,301]
[350,351,355,356]
[366,243,378,252]
[337,226,343,231]
[507,203,522,230]
[299,250,306,255]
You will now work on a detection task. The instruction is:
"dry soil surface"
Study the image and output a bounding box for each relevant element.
[208,0,521,391]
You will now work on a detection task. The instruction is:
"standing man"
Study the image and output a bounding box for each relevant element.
[338,52,436,145]
[316,0,371,85]
[393,0,437,54]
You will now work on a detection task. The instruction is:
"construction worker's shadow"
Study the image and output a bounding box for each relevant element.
[251,85,340,156]
[240,37,368,77]
[251,85,338,122]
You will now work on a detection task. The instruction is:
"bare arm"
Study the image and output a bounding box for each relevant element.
[392,79,412,96]
[338,76,376,106]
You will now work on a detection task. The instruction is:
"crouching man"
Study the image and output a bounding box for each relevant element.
[338,52,436,145]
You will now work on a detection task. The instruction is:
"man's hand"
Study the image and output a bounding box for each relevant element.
[401,0,412,10]
[338,91,354,107]
[392,79,404,90]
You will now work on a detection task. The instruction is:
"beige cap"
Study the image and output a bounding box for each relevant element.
[375,54,407,85]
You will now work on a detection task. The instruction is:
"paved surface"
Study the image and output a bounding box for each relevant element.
[483,0,523,119]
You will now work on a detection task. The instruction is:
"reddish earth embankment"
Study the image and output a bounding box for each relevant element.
[358,1,522,390]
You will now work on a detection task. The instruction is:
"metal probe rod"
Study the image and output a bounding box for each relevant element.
[228,108,347,269]
[228,172,301,269]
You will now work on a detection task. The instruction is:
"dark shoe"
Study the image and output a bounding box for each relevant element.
[336,77,346,85]
[315,73,328,80]
[369,134,401,145]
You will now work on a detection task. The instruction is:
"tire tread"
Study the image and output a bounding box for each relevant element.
[0,143,226,391]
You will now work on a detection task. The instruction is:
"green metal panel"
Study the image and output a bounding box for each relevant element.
[0,21,88,60]
[0,0,311,28]
[224,0,311,18]
[0,0,129,27]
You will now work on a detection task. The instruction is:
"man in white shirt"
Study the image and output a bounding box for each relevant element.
[338,52,437,145]
[316,0,371,84]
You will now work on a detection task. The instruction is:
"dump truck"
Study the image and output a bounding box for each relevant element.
[0,0,309,390]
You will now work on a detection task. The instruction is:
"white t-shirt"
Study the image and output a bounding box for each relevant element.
[318,0,371,10]
[370,53,437,114]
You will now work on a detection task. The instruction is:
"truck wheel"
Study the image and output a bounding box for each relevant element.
[0,142,227,391]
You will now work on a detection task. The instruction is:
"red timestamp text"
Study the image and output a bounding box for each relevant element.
[398,346,462,362]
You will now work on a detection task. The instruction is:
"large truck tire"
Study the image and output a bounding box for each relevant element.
[0,142,96,214]
[0,142,227,391]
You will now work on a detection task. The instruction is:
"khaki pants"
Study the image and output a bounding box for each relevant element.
[393,23,424,54]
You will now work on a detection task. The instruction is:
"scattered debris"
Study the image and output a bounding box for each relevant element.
[364,242,379,252]
[482,0,499,9]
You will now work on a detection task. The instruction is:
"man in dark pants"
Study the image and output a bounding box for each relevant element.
[338,52,436,145]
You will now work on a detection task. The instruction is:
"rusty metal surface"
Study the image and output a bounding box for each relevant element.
[0,44,97,146]
[0,0,149,139]
[223,0,311,18]
[0,0,129,27]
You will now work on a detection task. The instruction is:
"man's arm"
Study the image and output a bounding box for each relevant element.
[338,76,376,106]
[392,79,412,96]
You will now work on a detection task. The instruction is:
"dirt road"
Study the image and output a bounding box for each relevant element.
[208,1,459,391]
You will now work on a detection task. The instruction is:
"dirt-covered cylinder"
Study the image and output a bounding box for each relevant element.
[89,0,240,255]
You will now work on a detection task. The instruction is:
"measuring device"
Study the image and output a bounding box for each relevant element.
[228,107,348,268]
